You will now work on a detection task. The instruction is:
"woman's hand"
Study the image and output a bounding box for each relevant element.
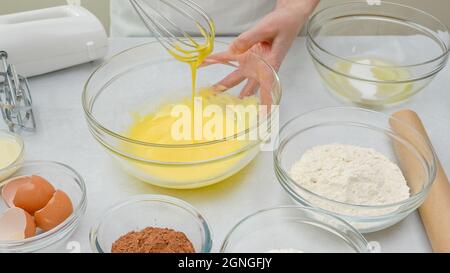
[229,0,319,71]
[204,0,319,100]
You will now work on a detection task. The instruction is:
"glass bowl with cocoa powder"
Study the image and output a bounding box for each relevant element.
[89,194,212,253]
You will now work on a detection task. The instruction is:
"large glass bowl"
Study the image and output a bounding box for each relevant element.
[307,2,450,107]
[220,206,369,253]
[274,107,436,233]
[82,41,281,189]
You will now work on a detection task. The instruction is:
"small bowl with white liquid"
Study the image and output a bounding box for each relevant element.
[307,2,450,107]
[0,130,24,181]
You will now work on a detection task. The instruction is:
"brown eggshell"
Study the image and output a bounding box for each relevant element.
[23,209,36,238]
[0,207,36,240]
[34,190,73,231]
[1,176,31,208]
[13,175,55,214]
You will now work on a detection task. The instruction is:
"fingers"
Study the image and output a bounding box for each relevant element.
[260,84,273,110]
[239,79,259,98]
[239,77,273,112]
[259,68,274,109]
[199,51,235,68]
[207,51,234,62]
[212,69,246,92]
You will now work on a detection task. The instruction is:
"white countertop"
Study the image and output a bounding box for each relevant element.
[5,37,450,253]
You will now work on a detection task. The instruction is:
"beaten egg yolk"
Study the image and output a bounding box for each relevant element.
[122,88,260,188]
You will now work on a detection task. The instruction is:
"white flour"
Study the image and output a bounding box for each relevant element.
[290,144,410,220]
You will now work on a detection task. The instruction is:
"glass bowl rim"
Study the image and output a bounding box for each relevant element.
[0,160,87,248]
[274,106,438,211]
[82,40,282,149]
[220,205,370,253]
[306,1,450,69]
[89,194,213,253]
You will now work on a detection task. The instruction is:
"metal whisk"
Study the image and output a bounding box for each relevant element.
[129,0,215,63]
[0,51,36,133]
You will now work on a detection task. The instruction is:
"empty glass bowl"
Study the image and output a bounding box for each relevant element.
[90,194,212,253]
[307,2,450,106]
[82,41,281,189]
[274,107,436,233]
[0,161,87,252]
[220,206,369,253]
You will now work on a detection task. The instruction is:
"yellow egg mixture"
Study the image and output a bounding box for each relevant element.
[0,138,21,169]
[168,24,216,128]
[121,23,262,188]
[123,88,259,188]
[0,137,22,181]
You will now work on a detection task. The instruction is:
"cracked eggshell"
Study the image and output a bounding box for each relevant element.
[13,175,55,214]
[0,207,36,240]
[34,190,73,231]
[1,176,31,208]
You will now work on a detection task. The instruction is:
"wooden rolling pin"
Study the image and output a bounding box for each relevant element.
[391,109,450,253]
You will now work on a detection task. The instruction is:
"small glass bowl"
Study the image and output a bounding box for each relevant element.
[90,194,212,253]
[274,107,436,233]
[83,41,281,189]
[307,2,450,107]
[0,161,87,252]
[0,130,24,181]
[220,206,369,253]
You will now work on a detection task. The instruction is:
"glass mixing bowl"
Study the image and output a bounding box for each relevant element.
[90,194,212,253]
[307,2,450,107]
[220,206,369,253]
[0,161,87,253]
[274,107,436,233]
[83,41,281,189]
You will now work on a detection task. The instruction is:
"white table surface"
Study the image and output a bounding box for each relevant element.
[5,37,450,253]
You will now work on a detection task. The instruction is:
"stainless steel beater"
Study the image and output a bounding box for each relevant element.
[0,51,36,133]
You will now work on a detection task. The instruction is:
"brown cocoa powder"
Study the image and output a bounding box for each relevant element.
[111,227,195,253]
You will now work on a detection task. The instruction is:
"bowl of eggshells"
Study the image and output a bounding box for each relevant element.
[0,161,87,253]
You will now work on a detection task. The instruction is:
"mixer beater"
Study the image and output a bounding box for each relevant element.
[0,51,36,133]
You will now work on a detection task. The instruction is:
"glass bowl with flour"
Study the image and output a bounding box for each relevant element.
[274,107,437,233]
